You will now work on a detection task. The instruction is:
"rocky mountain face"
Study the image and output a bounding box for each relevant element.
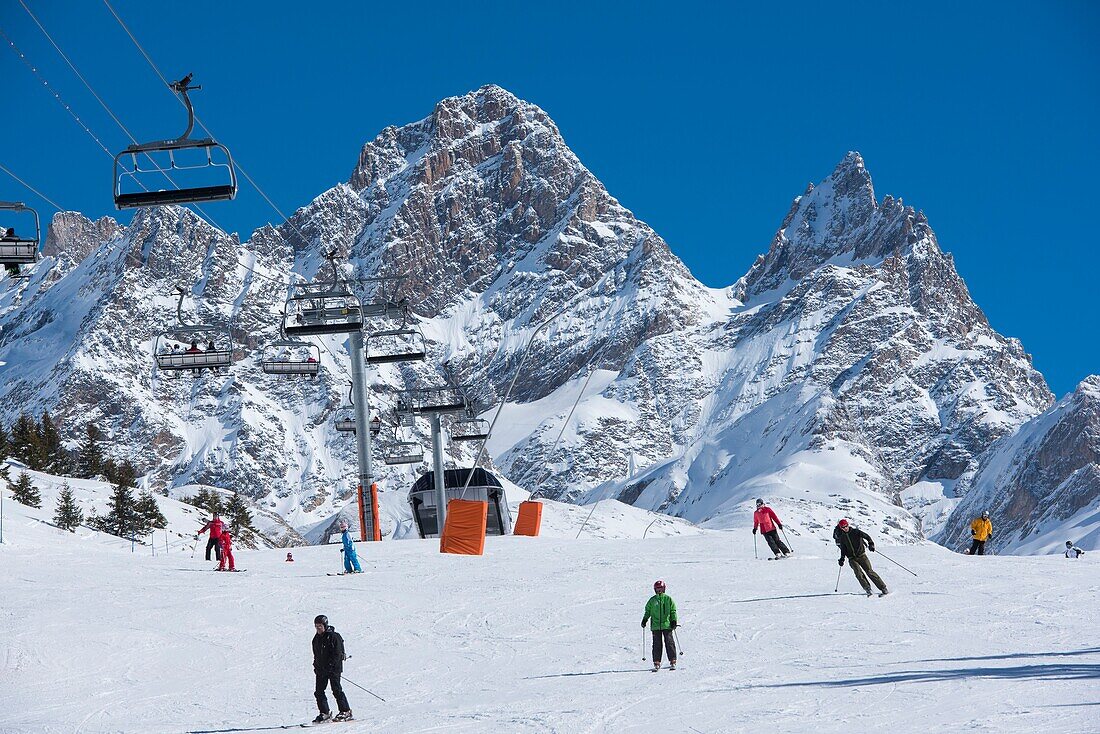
[937,376,1100,553]
[0,84,1092,550]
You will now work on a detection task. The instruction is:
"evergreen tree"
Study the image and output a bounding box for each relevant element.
[53,482,84,532]
[9,470,41,508]
[183,487,224,516]
[91,463,139,538]
[224,491,258,544]
[10,414,40,469]
[136,489,168,534]
[0,422,9,460]
[37,411,71,475]
[76,424,106,479]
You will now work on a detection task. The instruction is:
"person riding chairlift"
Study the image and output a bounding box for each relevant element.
[2,227,21,277]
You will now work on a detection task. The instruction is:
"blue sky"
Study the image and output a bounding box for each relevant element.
[1,1,1097,396]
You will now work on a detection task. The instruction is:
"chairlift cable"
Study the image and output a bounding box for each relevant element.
[0,26,116,160]
[0,162,65,212]
[17,1,233,236]
[101,0,316,250]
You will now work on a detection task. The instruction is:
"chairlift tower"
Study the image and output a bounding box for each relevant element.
[391,385,477,530]
[292,253,425,540]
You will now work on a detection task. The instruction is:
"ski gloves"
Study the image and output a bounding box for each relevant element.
[838,558,845,567]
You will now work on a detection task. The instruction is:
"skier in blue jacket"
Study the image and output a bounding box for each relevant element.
[339,519,362,574]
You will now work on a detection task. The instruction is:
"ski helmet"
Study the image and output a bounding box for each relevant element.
[755,498,764,507]
[314,615,328,626]
[838,519,849,529]
[653,580,666,592]
[1066,541,1073,547]
[982,511,990,518]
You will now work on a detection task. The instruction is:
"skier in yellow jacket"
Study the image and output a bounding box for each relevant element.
[969,511,992,555]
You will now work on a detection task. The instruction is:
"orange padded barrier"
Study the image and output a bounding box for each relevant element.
[440,499,488,555]
[513,501,543,536]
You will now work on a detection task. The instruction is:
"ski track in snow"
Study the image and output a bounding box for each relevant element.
[1,496,1098,734]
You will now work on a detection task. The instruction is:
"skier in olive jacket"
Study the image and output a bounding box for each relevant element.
[641,580,678,671]
[312,615,352,723]
[834,519,889,597]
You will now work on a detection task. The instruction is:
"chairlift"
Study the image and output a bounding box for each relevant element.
[0,201,41,277]
[260,339,320,378]
[283,253,364,337]
[452,413,490,442]
[383,441,424,465]
[334,406,357,433]
[113,74,237,209]
[366,326,426,364]
[153,289,234,375]
[383,423,423,465]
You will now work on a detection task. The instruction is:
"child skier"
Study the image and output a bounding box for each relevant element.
[339,519,362,574]
[752,498,791,559]
[217,529,236,572]
[1065,541,1085,559]
[641,580,678,671]
[834,519,888,597]
[312,614,352,723]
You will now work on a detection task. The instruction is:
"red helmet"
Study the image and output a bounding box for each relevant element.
[653,580,666,591]
[838,519,849,529]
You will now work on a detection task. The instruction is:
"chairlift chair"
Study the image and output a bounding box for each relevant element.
[383,441,424,465]
[153,289,234,374]
[283,285,363,337]
[260,339,321,378]
[113,75,237,209]
[366,326,426,364]
[0,201,41,275]
[334,406,357,433]
[452,414,490,442]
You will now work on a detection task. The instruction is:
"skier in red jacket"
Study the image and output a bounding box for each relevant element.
[752,498,791,559]
[218,529,236,571]
[197,514,225,562]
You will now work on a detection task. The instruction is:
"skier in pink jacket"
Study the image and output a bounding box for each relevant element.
[752,499,791,559]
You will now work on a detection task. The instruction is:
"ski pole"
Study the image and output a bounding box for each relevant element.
[753,534,758,559]
[341,674,385,702]
[642,627,647,662]
[874,549,918,577]
[674,629,684,656]
[834,564,843,592]
[781,526,794,552]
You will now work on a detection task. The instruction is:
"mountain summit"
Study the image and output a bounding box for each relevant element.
[0,86,1089,549]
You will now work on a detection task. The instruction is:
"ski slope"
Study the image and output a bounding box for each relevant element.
[2,492,1097,733]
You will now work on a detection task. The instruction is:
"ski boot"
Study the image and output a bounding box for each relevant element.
[333,710,354,722]
[651,662,660,672]
[865,588,874,597]
[669,661,677,670]
[879,588,890,597]
[312,711,332,724]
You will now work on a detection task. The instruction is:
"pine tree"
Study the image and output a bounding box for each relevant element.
[76,424,106,479]
[92,464,139,539]
[10,414,40,469]
[183,487,224,516]
[224,492,258,545]
[0,422,9,460]
[37,411,71,476]
[9,470,41,508]
[136,490,167,534]
[53,482,84,532]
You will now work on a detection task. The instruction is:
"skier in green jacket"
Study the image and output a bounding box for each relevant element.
[641,580,678,671]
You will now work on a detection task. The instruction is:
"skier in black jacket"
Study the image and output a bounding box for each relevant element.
[312,615,353,723]
[834,519,889,597]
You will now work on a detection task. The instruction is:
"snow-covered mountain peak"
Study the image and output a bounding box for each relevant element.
[738,151,938,301]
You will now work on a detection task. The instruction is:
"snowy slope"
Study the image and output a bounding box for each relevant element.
[1,460,292,549]
[2,490,1097,733]
[938,376,1100,554]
